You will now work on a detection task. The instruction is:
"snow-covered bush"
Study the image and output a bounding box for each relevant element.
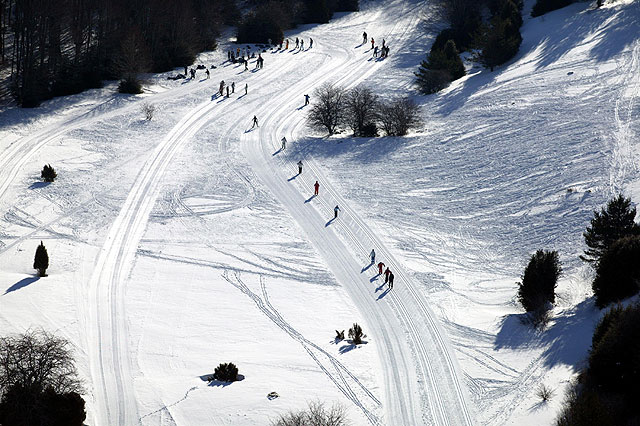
[348,323,365,345]
[141,103,156,121]
[271,401,348,426]
[41,164,57,182]
[213,362,239,382]
[517,250,561,314]
[592,235,640,308]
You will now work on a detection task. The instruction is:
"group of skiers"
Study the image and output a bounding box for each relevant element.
[280,37,313,51]
[363,31,390,58]
[371,250,395,290]
[218,80,248,98]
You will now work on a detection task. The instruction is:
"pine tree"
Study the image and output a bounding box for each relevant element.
[517,250,561,312]
[581,194,639,265]
[415,39,465,94]
[33,241,49,277]
[41,164,57,182]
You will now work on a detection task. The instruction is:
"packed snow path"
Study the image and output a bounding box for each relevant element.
[241,1,473,424]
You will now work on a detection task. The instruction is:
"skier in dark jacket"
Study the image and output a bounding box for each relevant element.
[388,272,395,289]
[252,115,259,128]
[384,267,391,284]
[370,249,376,263]
[310,38,313,48]
[297,161,303,174]
[362,31,367,44]
[334,205,340,219]
[304,94,310,105]
[295,37,299,48]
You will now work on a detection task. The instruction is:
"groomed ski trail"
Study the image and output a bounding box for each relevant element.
[240,1,474,424]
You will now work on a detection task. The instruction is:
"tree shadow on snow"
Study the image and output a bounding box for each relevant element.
[200,373,245,387]
[339,341,367,354]
[4,276,40,295]
[287,135,412,164]
[494,298,599,369]
[29,181,51,189]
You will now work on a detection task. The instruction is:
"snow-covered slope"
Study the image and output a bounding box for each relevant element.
[0,0,639,425]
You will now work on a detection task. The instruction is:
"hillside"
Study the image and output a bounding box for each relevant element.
[0,0,639,425]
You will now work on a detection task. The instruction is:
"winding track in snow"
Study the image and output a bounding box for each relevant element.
[240,0,474,424]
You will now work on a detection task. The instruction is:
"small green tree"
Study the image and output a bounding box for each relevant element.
[348,323,365,345]
[592,235,640,308]
[581,194,639,265]
[33,241,49,277]
[517,250,561,312]
[213,362,238,382]
[41,164,57,182]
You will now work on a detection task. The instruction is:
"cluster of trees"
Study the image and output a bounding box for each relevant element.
[237,0,358,44]
[0,330,86,426]
[0,0,237,107]
[556,303,640,426]
[416,0,523,93]
[517,194,640,325]
[308,83,421,137]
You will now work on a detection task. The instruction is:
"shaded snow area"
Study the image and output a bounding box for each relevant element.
[1,0,639,424]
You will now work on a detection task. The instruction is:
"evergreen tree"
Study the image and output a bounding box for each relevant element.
[33,241,49,277]
[415,39,464,94]
[517,250,561,312]
[479,16,522,71]
[41,164,57,182]
[581,194,639,265]
[592,235,640,307]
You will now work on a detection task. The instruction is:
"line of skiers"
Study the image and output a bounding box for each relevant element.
[279,37,313,51]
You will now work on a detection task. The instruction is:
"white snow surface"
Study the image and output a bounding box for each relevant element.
[1,0,639,424]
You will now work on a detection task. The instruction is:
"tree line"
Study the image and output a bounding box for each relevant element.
[0,0,238,107]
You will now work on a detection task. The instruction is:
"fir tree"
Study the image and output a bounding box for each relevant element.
[517,250,561,312]
[41,164,57,182]
[581,194,639,265]
[33,241,49,277]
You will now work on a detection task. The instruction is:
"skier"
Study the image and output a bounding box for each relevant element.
[377,261,385,275]
[205,68,210,79]
[309,38,313,48]
[371,38,375,49]
[245,83,248,95]
[295,37,299,48]
[373,46,378,57]
[384,267,391,284]
[300,39,304,50]
[231,82,235,93]
[297,160,303,174]
[184,65,188,76]
[388,272,395,289]
[314,181,319,196]
[281,137,287,150]
[226,86,230,97]
[304,94,310,105]
[252,115,259,128]
[219,80,225,96]
[370,249,376,263]
[362,31,367,44]
[382,38,386,48]
[334,205,340,219]
[245,60,248,71]
[286,39,289,49]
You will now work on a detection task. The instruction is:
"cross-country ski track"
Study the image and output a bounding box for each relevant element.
[3,0,637,425]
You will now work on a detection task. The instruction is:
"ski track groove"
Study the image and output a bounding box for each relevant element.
[241,1,474,424]
[221,271,381,424]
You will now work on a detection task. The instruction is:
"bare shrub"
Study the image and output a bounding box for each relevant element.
[307,83,346,135]
[142,103,156,121]
[0,330,83,396]
[536,383,555,402]
[344,86,379,136]
[379,98,421,136]
[271,401,349,426]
